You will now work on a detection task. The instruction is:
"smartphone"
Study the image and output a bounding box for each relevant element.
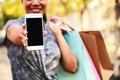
[25,14,44,50]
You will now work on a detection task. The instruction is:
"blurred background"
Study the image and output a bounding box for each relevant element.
[0,0,120,80]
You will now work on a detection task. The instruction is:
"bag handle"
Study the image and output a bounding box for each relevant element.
[60,21,74,35]
[61,21,74,31]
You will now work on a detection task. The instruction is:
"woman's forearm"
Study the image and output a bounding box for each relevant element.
[55,33,78,73]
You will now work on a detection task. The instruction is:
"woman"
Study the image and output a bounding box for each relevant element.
[3,0,78,80]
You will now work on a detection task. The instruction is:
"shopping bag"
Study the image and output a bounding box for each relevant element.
[57,30,97,80]
[80,31,113,70]
[80,31,113,80]
[84,44,101,80]
[80,32,102,79]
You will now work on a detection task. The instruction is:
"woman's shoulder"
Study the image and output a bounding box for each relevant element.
[5,17,24,27]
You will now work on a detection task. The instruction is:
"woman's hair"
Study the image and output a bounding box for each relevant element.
[43,13,47,23]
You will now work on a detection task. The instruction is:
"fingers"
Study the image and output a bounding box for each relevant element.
[43,31,47,36]
[21,36,28,47]
[20,23,28,47]
[50,16,61,23]
[22,23,26,31]
[49,16,62,28]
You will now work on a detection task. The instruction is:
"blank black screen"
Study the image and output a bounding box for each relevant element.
[26,18,43,46]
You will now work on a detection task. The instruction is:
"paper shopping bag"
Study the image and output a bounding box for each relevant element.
[80,32,102,79]
[80,31,113,70]
[57,31,97,80]
[84,43,101,80]
[80,31,114,80]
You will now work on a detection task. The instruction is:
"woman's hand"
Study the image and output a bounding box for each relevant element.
[48,16,62,36]
[7,23,47,47]
[6,23,24,46]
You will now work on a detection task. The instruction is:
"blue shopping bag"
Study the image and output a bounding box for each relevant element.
[57,30,96,80]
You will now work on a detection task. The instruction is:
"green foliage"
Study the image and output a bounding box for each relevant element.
[0,0,92,29]
[0,16,4,30]
[47,0,92,17]
[2,0,25,25]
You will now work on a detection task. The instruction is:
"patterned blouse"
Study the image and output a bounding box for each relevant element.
[4,17,61,80]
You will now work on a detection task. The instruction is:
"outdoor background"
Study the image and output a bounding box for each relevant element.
[0,0,120,80]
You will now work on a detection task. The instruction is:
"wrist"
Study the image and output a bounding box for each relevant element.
[53,30,62,37]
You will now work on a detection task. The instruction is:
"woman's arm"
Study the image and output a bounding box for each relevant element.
[55,32,78,73]
[48,16,78,73]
